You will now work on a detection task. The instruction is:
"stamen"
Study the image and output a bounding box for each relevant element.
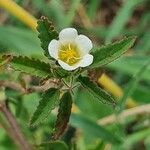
[68,44,71,50]
[58,43,81,65]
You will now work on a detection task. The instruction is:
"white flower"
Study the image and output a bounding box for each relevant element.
[48,28,93,71]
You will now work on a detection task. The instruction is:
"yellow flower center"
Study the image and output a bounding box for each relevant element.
[58,43,81,65]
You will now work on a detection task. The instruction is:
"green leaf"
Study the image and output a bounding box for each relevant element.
[77,76,116,106]
[0,26,43,57]
[74,87,113,121]
[37,16,58,58]
[39,140,68,150]
[90,37,136,68]
[53,92,72,140]
[30,88,60,126]
[70,114,121,144]
[8,55,52,78]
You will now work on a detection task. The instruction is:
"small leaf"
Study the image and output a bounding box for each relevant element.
[70,114,121,144]
[30,88,60,126]
[53,92,72,140]
[37,16,58,58]
[90,36,136,68]
[77,76,116,106]
[38,140,68,150]
[9,55,53,78]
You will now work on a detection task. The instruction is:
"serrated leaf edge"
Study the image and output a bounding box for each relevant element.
[29,88,60,127]
[8,54,52,78]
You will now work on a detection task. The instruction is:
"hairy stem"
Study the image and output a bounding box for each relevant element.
[0,101,32,150]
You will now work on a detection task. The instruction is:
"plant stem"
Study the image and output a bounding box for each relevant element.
[98,104,150,125]
[0,101,32,150]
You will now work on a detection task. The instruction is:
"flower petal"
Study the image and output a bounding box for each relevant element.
[75,34,93,55]
[48,39,59,59]
[79,54,93,67]
[59,28,78,42]
[58,60,79,71]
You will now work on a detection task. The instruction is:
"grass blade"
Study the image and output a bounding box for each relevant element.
[70,114,121,144]
[105,0,146,44]
[118,59,150,112]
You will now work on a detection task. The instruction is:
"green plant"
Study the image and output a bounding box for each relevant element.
[0,0,150,150]
[0,16,136,149]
